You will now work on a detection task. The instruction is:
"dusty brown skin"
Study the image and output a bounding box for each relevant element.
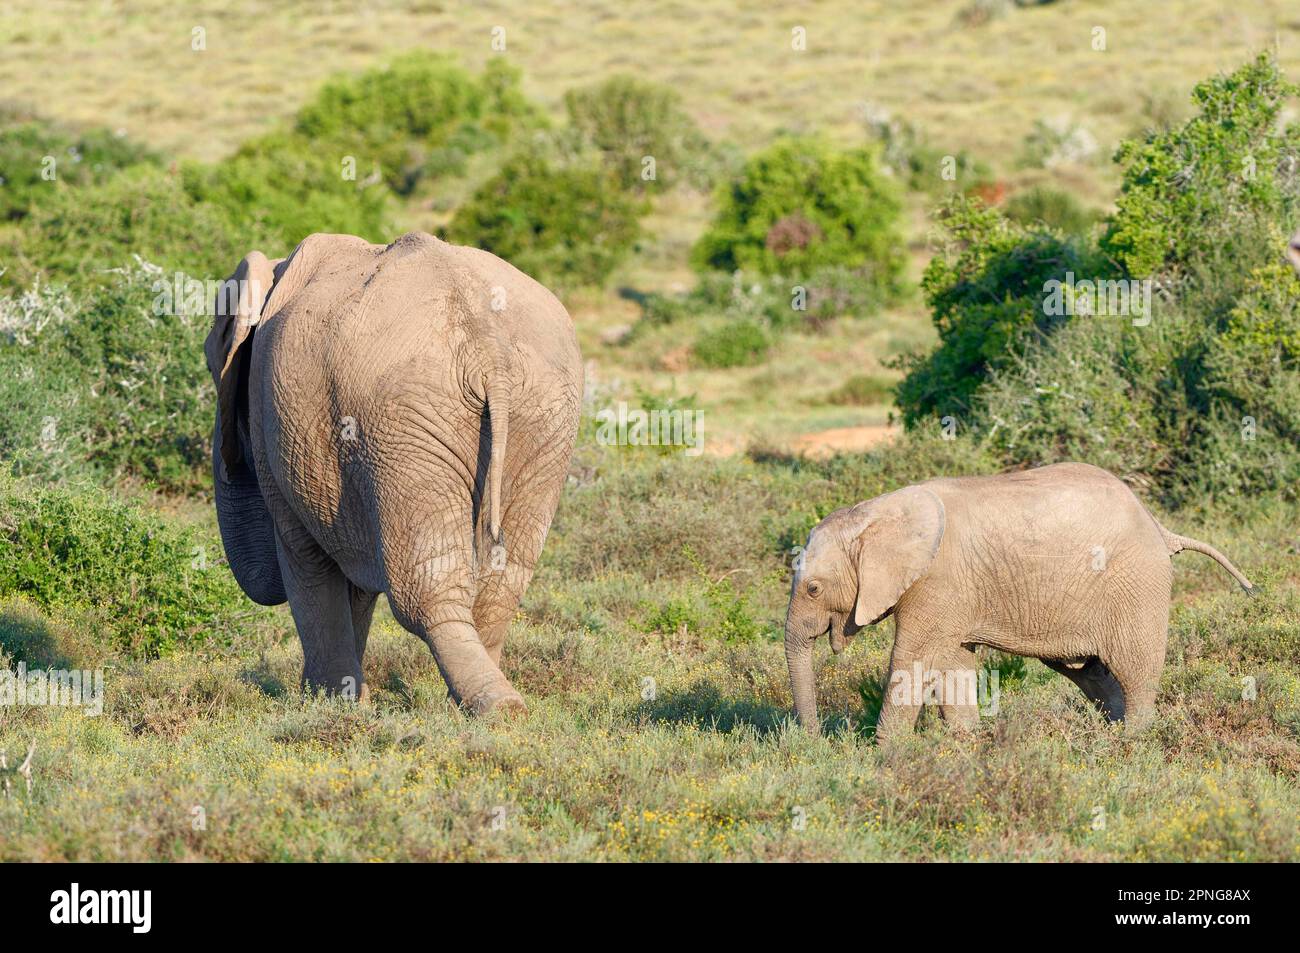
[206,232,582,714]
[784,463,1255,738]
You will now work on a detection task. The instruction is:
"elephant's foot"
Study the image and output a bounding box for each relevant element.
[465,685,527,717]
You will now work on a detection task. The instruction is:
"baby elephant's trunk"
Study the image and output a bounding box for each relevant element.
[785,621,820,736]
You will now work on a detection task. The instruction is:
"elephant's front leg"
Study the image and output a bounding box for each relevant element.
[875,627,927,740]
[934,643,981,731]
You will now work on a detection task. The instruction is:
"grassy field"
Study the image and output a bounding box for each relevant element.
[1,1,1299,861]
[1,456,1297,861]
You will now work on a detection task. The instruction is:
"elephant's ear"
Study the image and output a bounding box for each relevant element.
[205,251,275,480]
[852,486,946,627]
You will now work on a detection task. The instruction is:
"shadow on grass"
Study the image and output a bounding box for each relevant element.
[239,656,289,698]
[640,679,794,735]
[0,606,75,670]
[616,286,651,308]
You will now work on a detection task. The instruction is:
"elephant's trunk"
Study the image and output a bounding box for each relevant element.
[785,621,820,736]
[213,429,285,606]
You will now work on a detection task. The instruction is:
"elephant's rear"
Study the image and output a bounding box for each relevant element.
[251,233,581,600]
[928,462,1173,645]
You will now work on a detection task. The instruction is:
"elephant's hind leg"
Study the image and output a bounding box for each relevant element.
[1101,607,1168,731]
[386,546,525,717]
[1043,657,1126,721]
[274,523,365,699]
[349,584,380,700]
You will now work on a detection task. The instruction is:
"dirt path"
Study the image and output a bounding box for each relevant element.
[789,424,897,458]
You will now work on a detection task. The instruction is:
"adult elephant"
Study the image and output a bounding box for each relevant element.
[205,232,582,714]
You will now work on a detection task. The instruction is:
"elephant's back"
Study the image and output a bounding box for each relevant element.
[925,463,1171,630]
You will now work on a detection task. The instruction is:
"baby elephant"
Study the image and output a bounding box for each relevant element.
[784,462,1253,738]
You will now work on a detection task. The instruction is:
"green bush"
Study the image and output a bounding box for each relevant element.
[294,54,539,195]
[0,475,264,658]
[1017,116,1099,169]
[563,75,713,191]
[0,263,214,494]
[0,107,158,221]
[183,132,390,251]
[6,55,543,289]
[865,111,988,195]
[1101,53,1300,290]
[1004,185,1097,236]
[637,549,770,644]
[823,374,895,406]
[904,55,1300,507]
[976,314,1174,479]
[632,266,887,343]
[4,165,265,290]
[895,195,1103,424]
[691,318,771,368]
[445,153,644,288]
[692,137,905,287]
[1194,262,1300,498]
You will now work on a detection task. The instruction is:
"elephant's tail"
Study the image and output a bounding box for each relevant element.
[486,374,509,545]
[1158,524,1255,593]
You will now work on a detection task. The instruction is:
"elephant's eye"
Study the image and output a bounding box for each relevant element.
[806,580,822,597]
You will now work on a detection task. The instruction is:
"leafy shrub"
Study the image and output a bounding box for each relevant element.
[1194,263,1300,498]
[637,549,770,644]
[0,107,158,221]
[1101,53,1300,288]
[1018,116,1099,169]
[632,266,887,344]
[691,318,771,368]
[864,109,988,195]
[563,75,713,191]
[1004,185,1096,236]
[907,55,1300,506]
[895,195,1103,424]
[294,54,539,195]
[183,132,390,251]
[0,262,214,493]
[976,314,1174,479]
[692,137,904,288]
[823,374,895,406]
[7,56,540,289]
[0,475,264,658]
[4,165,265,290]
[445,153,644,288]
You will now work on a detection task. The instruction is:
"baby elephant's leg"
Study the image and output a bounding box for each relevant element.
[1043,658,1126,721]
[934,643,981,731]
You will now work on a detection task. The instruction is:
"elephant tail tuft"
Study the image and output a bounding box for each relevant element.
[1158,523,1255,593]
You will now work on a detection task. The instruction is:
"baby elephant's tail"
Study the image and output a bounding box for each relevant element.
[1158,523,1255,593]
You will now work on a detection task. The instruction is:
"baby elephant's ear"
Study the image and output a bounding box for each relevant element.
[852,486,945,627]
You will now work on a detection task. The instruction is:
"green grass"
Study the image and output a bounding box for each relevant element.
[1,446,1296,861]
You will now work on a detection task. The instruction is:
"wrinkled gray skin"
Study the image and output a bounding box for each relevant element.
[206,232,582,715]
[785,463,1255,739]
